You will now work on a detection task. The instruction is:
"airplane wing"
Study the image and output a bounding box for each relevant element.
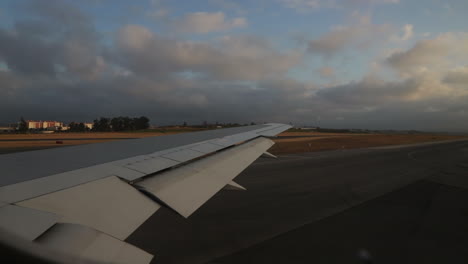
[0,123,291,263]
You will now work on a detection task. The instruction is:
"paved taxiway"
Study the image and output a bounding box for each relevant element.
[127,140,468,264]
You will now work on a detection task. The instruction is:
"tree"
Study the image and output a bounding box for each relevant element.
[92,117,111,132]
[111,117,123,131]
[69,122,85,132]
[99,118,112,131]
[68,122,77,132]
[92,119,99,131]
[18,117,28,132]
[123,116,135,130]
[134,116,150,130]
[78,123,86,132]
[92,116,149,131]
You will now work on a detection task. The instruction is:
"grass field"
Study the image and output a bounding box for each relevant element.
[0,130,466,155]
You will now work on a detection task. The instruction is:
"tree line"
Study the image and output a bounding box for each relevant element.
[92,116,150,132]
[16,116,150,132]
[184,121,257,128]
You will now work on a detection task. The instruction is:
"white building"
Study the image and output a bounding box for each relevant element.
[26,120,64,130]
[84,123,94,130]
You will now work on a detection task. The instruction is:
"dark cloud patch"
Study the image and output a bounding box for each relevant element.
[0,26,59,75]
[307,15,393,57]
[0,0,102,79]
[443,67,468,84]
[317,76,421,106]
[25,0,92,31]
[1,63,468,131]
[385,40,446,73]
[385,33,468,77]
[0,70,312,125]
[336,97,468,132]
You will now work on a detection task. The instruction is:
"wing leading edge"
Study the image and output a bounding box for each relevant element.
[0,123,291,263]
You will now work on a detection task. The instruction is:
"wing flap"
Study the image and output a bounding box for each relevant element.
[17,176,160,240]
[36,223,153,264]
[0,205,58,241]
[136,137,274,218]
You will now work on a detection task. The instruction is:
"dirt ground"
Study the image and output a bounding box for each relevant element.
[269,133,467,154]
[0,131,466,155]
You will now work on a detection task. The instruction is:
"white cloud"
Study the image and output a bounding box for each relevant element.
[116,25,154,51]
[318,67,335,78]
[385,32,468,77]
[209,0,247,15]
[146,0,170,20]
[401,24,413,41]
[279,0,399,12]
[307,14,393,56]
[390,24,413,42]
[173,12,247,33]
[147,9,169,20]
[279,0,321,11]
[115,25,300,80]
[443,66,468,84]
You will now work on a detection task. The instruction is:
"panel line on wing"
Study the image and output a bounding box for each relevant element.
[135,137,274,218]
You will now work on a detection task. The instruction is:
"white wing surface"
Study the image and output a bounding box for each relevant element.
[0,123,290,263]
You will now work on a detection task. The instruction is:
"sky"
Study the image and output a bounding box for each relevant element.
[0,0,467,131]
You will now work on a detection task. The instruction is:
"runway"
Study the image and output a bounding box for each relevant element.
[127,140,468,264]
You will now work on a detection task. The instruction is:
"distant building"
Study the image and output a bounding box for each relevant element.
[26,120,42,129]
[0,123,17,133]
[26,120,64,130]
[43,121,63,129]
[0,126,15,133]
[84,123,94,130]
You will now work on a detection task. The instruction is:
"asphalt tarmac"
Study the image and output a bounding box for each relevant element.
[127,140,468,264]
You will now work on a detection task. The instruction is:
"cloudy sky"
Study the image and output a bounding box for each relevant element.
[0,0,467,131]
